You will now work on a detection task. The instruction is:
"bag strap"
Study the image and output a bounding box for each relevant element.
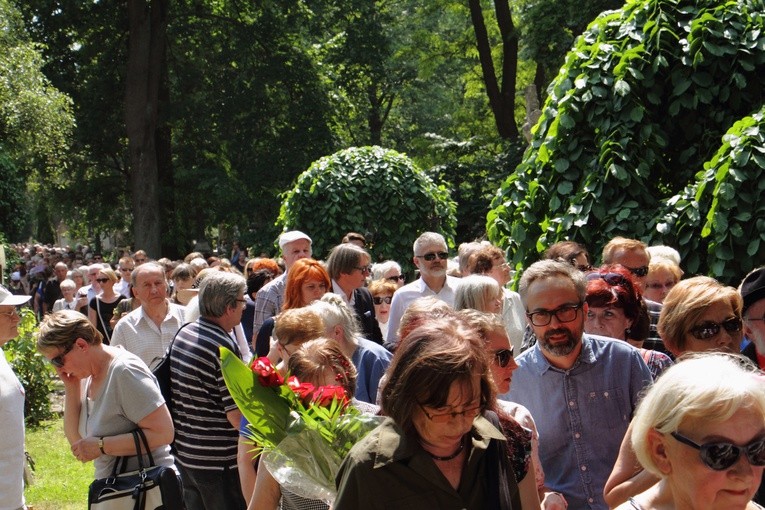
[95,298,111,344]
[133,428,156,467]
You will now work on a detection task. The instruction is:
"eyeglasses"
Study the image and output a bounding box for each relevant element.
[119,267,133,272]
[354,265,372,275]
[386,275,406,282]
[576,264,593,272]
[493,348,514,368]
[95,278,109,283]
[373,296,392,305]
[0,308,19,318]
[670,431,765,471]
[236,298,247,304]
[526,303,583,327]
[625,265,649,277]
[645,281,676,290]
[688,317,742,340]
[418,403,482,424]
[586,272,631,288]
[416,252,449,262]
[50,343,76,369]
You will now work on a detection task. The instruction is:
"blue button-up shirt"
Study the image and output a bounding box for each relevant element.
[501,334,652,510]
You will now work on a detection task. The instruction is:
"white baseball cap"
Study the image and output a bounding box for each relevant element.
[0,285,31,306]
[278,230,312,249]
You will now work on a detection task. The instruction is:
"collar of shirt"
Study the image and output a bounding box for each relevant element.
[332,280,355,306]
[372,414,504,469]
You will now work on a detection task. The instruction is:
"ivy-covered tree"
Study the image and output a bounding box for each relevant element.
[276,146,456,270]
[660,106,765,283]
[487,0,764,276]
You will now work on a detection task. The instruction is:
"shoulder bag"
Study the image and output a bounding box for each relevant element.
[88,429,185,510]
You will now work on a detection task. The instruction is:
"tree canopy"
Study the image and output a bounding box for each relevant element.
[487,0,764,282]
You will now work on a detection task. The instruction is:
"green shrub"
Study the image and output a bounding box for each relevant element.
[487,0,764,277]
[276,146,457,272]
[4,309,55,427]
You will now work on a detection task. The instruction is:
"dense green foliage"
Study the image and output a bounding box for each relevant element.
[488,0,764,278]
[4,309,55,427]
[277,146,456,270]
[661,106,765,283]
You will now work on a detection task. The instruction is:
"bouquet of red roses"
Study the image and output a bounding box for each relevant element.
[220,348,382,503]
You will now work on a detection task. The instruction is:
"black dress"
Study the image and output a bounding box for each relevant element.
[89,295,125,344]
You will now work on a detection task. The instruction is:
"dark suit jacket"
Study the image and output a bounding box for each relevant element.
[353,287,383,345]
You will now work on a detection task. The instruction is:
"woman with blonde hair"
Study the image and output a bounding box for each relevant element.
[616,354,765,510]
[643,258,682,304]
[87,267,125,344]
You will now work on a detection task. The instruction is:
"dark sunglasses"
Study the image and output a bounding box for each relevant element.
[50,342,75,368]
[386,275,406,282]
[586,272,629,287]
[689,317,742,340]
[417,252,449,262]
[494,348,514,368]
[95,278,109,283]
[354,265,372,275]
[626,265,649,277]
[373,296,392,305]
[671,431,765,471]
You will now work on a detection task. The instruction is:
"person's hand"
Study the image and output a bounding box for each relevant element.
[266,337,282,365]
[541,491,568,510]
[71,437,101,463]
[55,366,81,389]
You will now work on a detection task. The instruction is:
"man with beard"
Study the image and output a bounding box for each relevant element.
[384,232,459,349]
[501,259,651,510]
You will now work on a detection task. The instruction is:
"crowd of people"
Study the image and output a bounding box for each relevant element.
[0,230,763,510]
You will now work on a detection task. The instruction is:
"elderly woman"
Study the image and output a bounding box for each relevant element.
[643,258,682,304]
[36,310,176,480]
[254,258,330,357]
[455,274,504,315]
[308,294,392,404]
[370,260,405,288]
[335,316,540,510]
[249,337,373,510]
[87,267,125,344]
[584,266,673,378]
[615,353,765,510]
[605,275,746,506]
[367,279,398,339]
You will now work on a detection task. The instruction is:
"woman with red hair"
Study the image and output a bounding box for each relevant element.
[253,258,330,357]
[584,264,673,379]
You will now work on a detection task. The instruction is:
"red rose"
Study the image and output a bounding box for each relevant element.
[251,357,284,387]
[291,381,316,402]
[312,385,349,408]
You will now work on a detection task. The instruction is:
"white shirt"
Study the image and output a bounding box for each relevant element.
[502,289,527,354]
[114,279,131,298]
[0,348,26,510]
[385,275,460,346]
[332,279,356,307]
[110,301,186,368]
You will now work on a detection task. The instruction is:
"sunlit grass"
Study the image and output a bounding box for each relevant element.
[25,418,91,510]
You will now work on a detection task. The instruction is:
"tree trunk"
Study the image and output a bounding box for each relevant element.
[125,0,168,258]
[468,0,519,139]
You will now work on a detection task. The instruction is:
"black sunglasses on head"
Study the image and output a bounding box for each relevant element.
[671,431,765,471]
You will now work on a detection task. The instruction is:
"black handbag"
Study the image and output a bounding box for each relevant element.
[88,429,185,510]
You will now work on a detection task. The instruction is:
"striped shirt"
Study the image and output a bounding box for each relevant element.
[170,317,242,471]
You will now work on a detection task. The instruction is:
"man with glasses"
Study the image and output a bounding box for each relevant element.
[385,232,459,349]
[0,285,32,510]
[326,243,382,344]
[501,259,651,510]
[114,256,135,298]
[602,236,667,355]
[739,267,765,370]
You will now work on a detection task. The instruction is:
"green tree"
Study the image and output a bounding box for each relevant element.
[0,0,73,240]
[487,0,764,276]
[277,146,456,271]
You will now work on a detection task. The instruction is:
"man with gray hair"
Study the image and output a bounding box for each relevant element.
[169,271,248,510]
[384,232,459,349]
[501,259,651,510]
[326,243,382,344]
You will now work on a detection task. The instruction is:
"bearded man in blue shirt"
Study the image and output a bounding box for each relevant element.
[501,259,652,510]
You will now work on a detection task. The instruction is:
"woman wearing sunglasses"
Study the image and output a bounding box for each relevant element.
[615,353,765,510]
[368,279,397,339]
[335,315,541,510]
[605,275,753,507]
[87,267,125,345]
[36,310,176,484]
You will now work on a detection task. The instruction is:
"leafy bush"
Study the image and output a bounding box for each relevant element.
[487,0,764,276]
[660,106,765,283]
[276,146,457,271]
[4,309,55,427]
